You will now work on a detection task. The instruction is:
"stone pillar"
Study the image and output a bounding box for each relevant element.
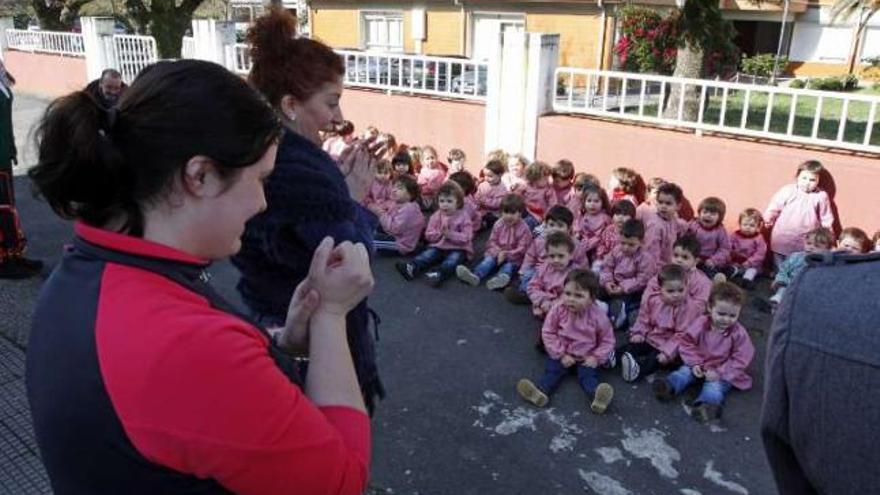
[81,17,117,81]
[192,19,237,66]
[522,33,559,160]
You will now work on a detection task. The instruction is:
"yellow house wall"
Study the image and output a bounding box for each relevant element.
[526,12,603,69]
[423,9,465,56]
[310,7,360,48]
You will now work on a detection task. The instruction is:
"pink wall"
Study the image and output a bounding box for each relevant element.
[3,50,87,98]
[537,115,880,234]
[342,88,485,171]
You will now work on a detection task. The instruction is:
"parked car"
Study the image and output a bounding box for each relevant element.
[451,66,488,96]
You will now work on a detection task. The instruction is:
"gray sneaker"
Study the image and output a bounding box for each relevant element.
[590,383,614,414]
[516,378,549,407]
[456,265,480,286]
[486,273,511,291]
[621,352,640,382]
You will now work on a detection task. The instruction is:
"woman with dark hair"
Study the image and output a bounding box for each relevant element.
[26,60,373,494]
[232,7,386,412]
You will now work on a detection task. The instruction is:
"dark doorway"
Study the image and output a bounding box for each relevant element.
[732,21,788,58]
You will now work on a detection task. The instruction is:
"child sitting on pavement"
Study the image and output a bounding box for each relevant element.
[520,161,559,231]
[372,174,425,256]
[475,159,509,231]
[599,219,657,329]
[642,234,713,313]
[723,208,767,290]
[653,282,755,423]
[449,171,481,234]
[551,159,575,205]
[517,270,616,414]
[456,194,532,291]
[593,200,637,273]
[687,197,731,282]
[617,264,702,383]
[837,227,871,254]
[636,177,666,222]
[576,184,611,263]
[643,182,687,264]
[363,159,395,213]
[527,231,578,319]
[396,181,473,287]
[770,226,834,306]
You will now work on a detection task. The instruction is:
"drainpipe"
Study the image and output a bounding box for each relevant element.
[770,0,790,84]
[596,0,606,70]
[846,0,868,75]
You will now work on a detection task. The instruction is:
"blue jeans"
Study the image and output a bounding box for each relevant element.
[538,357,600,396]
[412,247,466,276]
[472,256,517,281]
[373,230,401,254]
[665,365,733,405]
[518,267,536,292]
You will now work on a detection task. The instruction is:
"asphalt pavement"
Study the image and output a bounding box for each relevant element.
[0,93,777,495]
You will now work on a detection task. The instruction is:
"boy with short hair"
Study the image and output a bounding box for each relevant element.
[644,182,687,264]
[599,219,657,329]
[642,234,712,312]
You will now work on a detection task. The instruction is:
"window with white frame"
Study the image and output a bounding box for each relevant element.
[361,11,404,52]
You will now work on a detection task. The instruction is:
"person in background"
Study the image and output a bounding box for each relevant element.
[643,182,686,264]
[608,167,639,205]
[520,161,558,231]
[723,208,767,290]
[363,159,394,213]
[686,196,731,282]
[0,59,42,279]
[449,170,480,234]
[636,177,666,222]
[551,159,575,205]
[84,68,127,110]
[836,227,870,254]
[371,174,424,256]
[769,227,834,306]
[447,148,467,173]
[322,120,355,162]
[232,8,385,412]
[475,159,509,231]
[417,145,447,210]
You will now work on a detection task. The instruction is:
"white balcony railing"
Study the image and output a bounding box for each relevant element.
[6,29,85,57]
[113,34,158,84]
[227,43,251,75]
[555,68,880,154]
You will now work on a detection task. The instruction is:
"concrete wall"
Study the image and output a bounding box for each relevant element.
[536,114,880,233]
[342,88,485,171]
[3,50,87,98]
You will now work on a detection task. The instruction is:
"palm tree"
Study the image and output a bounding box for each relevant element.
[831,0,879,73]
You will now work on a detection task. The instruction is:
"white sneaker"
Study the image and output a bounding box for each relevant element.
[486,273,511,291]
[621,352,640,382]
[456,265,480,286]
[605,350,617,369]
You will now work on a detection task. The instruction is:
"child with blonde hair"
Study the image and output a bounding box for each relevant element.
[769,227,834,305]
[475,159,509,230]
[448,148,467,173]
[372,174,425,255]
[618,264,702,383]
[608,167,639,205]
[687,197,731,281]
[502,153,529,191]
[552,159,575,205]
[457,194,532,290]
[654,283,755,423]
[363,159,394,213]
[396,182,472,287]
[517,270,616,414]
[417,145,448,209]
[521,161,559,230]
[837,227,871,254]
[723,208,767,289]
[764,160,834,267]
[636,177,666,222]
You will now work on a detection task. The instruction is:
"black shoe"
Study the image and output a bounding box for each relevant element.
[0,259,41,279]
[395,261,416,281]
[425,271,444,288]
[691,403,722,423]
[504,286,531,305]
[652,379,675,402]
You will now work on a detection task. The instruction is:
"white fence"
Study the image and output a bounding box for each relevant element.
[554,68,880,154]
[227,43,251,74]
[336,50,488,101]
[113,34,157,84]
[6,29,85,57]
[181,36,195,59]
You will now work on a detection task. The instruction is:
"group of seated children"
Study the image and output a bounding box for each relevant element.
[343,129,874,423]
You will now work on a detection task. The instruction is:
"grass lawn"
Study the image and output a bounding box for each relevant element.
[625,87,880,147]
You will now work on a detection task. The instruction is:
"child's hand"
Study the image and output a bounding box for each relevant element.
[583,356,598,368]
[629,334,645,344]
[704,370,720,381]
[657,353,670,365]
[692,365,704,378]
[561,355,577,368]
[497,252,507,264]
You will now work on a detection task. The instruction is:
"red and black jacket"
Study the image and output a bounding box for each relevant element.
[26,223,370,494]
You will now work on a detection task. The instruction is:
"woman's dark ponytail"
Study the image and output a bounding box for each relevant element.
[29,59,281,236]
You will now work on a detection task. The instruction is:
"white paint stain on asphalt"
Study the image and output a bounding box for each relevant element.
[620,428,681,479]
[680,489,702,495]
[578,470,633,495]
[456,339,467,345]
[595,447,627,464]
[703,461,749,495]
[473,390,584,452]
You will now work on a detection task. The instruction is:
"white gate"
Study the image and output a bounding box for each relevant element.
[113,34,158,83]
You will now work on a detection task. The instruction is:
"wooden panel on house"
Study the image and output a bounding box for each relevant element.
[786,61,851,77]
[526,11,603,69]
[310,7,360,48]
[423,9,465,56]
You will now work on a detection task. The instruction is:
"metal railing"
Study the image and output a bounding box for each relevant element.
[227,43,251,74]
[336,50,488,101]
[6,29,85,57]
[113,34,158,84]
[181,36,195,59]
[555,68,880,154]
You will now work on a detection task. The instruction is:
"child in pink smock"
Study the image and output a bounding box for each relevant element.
[608,167,639,205]
[475,159,509,230]
[654,283,755,423]
[551,159,575,205]
[372,174,426,255]
[643,182,687,264]
[576,184,611,262]
[363,160,395,213]
[593,200,637,273]
[517,270,616,414]
[764,160,834,268]
[449,171,481,234]
[642,235,712,313]
[599,219,657,329]
[527,232,578,319]
[722,208,767,289]
[636,177,666,222]
[686,197,731,281]
[520,162,558,231]
[417,145,448,210]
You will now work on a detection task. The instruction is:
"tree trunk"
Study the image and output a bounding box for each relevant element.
[663,39,704,122]
[31,0,69,30]
[148,0,198,58]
